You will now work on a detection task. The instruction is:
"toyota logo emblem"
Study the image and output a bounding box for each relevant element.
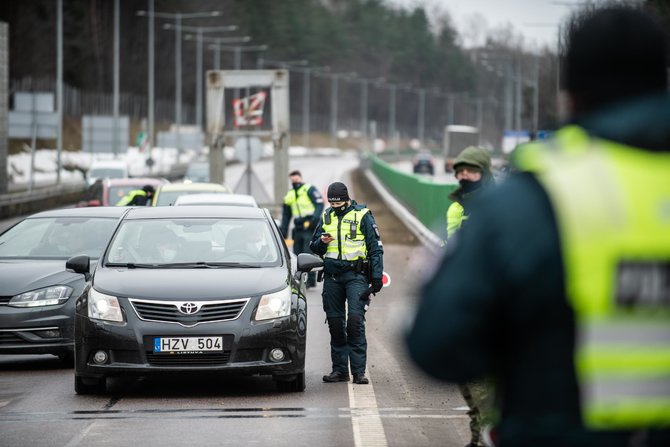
[179,302,199,314]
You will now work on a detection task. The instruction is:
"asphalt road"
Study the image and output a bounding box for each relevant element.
[0,153,469,447]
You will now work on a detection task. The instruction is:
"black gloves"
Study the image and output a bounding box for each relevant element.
[371,278,383,293]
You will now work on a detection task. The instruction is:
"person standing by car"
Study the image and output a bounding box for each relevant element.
[446,146,494,241]
[280,170,324,288]
[116,184,155,206]
[407,5,670,446]
[309,181,384,385]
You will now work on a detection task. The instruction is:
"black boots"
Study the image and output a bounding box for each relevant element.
[353,373,369,384]
[322,371,350,382]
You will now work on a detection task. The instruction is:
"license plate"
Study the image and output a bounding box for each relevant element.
[153,336,223,353]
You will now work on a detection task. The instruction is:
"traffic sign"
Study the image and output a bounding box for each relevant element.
[382,271,391,288]
[233,91,267,127]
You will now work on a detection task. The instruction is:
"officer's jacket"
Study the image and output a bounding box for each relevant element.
[279,183,324,236]
[116,189,149,206]
[309,201,383,279]
[407,93,670,446]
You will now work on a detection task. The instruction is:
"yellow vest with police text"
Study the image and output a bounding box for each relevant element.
[535,139,670,430]
[322,207,370,261]
[283,184,316,218]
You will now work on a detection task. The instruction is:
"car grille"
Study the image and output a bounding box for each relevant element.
[129,298,250,327]
[0,296,11,306]
[146,351,231,366]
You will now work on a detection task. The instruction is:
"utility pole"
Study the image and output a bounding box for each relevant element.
[136,9,221,154]
[163,24,238,129]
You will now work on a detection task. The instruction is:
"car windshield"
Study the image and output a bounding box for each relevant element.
[0,217,119,259]
[108,185,139,205]
[155,190,225,206]
[185,164,209,182]
[105,218,280,266]
[90,168,126,179]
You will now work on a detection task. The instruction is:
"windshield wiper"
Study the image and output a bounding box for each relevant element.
[159,261,261,269]
[106,262,162,269]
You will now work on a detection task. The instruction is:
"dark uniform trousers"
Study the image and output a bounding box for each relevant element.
[322,270,369,375]
[293,227,316,286]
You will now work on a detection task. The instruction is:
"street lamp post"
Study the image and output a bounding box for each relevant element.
[314,71,356,148]
[136,8,220,154]
[163,24,238,130]
[208,44,269,70]
[270,65,329,148]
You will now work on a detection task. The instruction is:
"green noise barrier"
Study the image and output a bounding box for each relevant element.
[368,153,457,238]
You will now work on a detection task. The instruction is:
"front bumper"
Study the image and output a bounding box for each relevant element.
[0,302,75,356]
[75,307,306,379]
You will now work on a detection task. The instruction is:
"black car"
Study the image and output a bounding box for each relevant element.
[412,151,435,175]
[71,205,322,394]
[0,207,128,363]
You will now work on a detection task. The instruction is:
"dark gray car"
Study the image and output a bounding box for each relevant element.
[71,205,322,394]
[0,207,128,363]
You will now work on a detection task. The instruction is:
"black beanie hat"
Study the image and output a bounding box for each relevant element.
[327,182,349,202]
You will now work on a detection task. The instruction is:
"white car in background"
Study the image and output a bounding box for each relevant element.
[174,193,258,208]
[87,160,129,186]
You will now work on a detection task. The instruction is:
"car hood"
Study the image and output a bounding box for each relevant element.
[0,259,84,295]
[93,267,291,300]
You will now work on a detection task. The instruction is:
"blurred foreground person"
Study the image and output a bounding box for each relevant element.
[407,5,670,447]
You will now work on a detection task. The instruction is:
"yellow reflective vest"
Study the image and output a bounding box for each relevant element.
[321,207,370,261]
[116,189,147,206]
[446,202,467,239]
[283,184,316,219]
[532,135,670,429]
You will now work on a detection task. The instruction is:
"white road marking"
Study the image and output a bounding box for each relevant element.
[349,368,388,447]
[63,421,96,447]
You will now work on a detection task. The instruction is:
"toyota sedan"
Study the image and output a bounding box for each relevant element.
[70,205,322,394]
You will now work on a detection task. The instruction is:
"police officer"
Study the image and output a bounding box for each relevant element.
[116,184,155,206]
[310,182,384,385]
[280,170,324,288]
[407,5,670,446]
[446,146,494,240]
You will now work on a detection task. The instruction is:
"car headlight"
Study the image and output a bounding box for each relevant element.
[255,286,291,321]
[9,286,73,307]
[88,288,124,322]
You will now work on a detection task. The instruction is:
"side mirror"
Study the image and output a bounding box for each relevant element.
[297,253,323,272]
[66,255,91,281]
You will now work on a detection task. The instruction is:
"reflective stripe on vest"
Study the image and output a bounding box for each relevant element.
[283,184,316,218]
[446,201,467,239]
[535,139,670,429]
[322,208,370,261]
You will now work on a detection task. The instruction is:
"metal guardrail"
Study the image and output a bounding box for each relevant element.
[0,181,87,217]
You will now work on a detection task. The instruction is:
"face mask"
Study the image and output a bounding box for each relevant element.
[291,182,302,189]
[458,179,482,194]
[332,204,347,214]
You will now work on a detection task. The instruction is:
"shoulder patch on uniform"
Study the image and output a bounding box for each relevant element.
[377,241,383,247]
[373,224,380,238]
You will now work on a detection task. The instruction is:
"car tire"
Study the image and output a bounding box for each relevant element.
[275,372,306,392]
[75,375,106,395]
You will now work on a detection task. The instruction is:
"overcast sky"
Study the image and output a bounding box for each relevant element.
[385,0,581,50]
